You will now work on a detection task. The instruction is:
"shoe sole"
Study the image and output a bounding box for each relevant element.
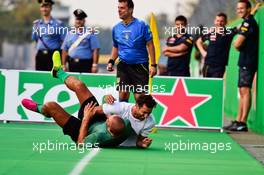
[52,51,62,69]
[51,51,62,78]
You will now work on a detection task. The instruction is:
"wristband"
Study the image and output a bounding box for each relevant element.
[92,64,98,67]
[108,59,115,66]
[151,64,157,68]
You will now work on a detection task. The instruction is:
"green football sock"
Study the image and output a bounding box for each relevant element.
[37,104,43,113]
[37,104,51,118]
[56,69,70,82]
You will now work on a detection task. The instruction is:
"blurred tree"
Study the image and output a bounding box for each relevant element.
[189,0,237,27]
[96,27,112,54]
[156,13,169,39]
[145,13,169,40]
[0,0,39,43]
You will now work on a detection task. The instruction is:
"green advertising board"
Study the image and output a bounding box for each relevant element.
[0,70,223,130]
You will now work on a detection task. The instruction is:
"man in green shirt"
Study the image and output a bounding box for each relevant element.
[22,51,132,147]
[82,105,132,147]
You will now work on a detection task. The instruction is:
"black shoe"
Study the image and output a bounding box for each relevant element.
[223,121,238,130]
[229,122,248,132]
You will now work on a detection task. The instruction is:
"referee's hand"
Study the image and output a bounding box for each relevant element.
[106,63,114,72]
[149,66,157,78]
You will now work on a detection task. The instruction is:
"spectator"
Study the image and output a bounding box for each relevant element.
[32,0,65,71]
[162,15,193,77]
[61,9,100,73]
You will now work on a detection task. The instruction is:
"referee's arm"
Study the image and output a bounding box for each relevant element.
[107,46,118,72]
[147,40,157,77]
[110,46,118,61]
[147,40,156,65]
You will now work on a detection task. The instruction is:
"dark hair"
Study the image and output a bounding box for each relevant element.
[118,0,134,9]
[217,12,228,22]
[136,95,157,109]
[238,0,252,9]
[175,15,188,25]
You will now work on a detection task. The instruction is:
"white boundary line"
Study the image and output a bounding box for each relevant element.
[69,148,100,175]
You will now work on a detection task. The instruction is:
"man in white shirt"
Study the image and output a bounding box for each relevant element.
[96,95,157,148]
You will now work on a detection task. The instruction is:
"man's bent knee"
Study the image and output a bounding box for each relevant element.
[42,102,60,115]
[74,81,87,91]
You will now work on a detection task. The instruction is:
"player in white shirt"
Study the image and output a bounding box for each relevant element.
[96,95,157,148]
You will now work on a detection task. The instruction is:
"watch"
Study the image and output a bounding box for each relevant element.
[151,64,157,68]
[108,59,115,65]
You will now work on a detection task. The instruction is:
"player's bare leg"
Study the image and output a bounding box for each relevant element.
[64,76,93,105]
[51,51,94,105]
[41,102,72,127]
[22,99,71,128]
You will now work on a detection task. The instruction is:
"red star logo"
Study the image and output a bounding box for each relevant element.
[153,79,211,127]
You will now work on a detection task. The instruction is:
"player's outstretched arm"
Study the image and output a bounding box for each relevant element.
[77,102,97,144]
[136,135,153,148]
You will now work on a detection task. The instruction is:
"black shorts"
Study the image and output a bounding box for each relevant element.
[68,57,93,73]
[203,64,226,78]
[35,49,61,71]
[116,61,149,93]
[238,67,256,88]
[62,96,107,142]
